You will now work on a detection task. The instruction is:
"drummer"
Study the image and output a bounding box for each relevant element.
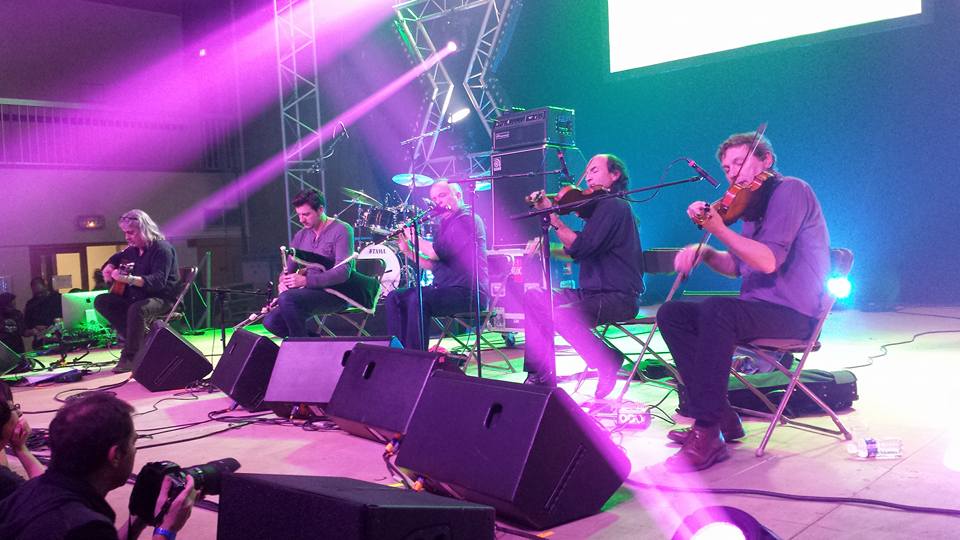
[386,181,489,350]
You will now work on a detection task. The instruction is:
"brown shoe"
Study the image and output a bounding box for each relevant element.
[668,410,744,444]
[664,425,729,472]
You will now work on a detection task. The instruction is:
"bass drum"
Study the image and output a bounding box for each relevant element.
[357,242,406,296]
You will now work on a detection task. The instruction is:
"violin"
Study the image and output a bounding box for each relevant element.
[695,170,775,226]
[525,185,610,218]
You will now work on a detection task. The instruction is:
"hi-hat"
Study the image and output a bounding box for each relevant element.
[392,173,434,187]
[342,187,381,207]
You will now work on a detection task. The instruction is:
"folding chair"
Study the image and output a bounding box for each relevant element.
[314,258,386,337]
[161,266,199,327]
[730,247,854,457]
[430,253,516,372]
[574,248,684,393]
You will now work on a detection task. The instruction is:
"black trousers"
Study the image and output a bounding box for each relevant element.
[656,297,816,425]
[262,288,348,338]
[94,294,172,362]
[386,285,480,351]
[522,287,639,375]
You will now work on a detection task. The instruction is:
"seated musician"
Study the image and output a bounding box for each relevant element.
[264,189,359,338]
[522,154,644,399]
[95,210,179,373]
[656,132,829,472]
[387,181,489,350]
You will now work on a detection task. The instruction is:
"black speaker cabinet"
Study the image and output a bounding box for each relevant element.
[210,329,280,411]
[218,474,495,540]
[132,321,212,392]
[326,344,463,442]
[0,342,22,375]
[489,144,564,249]
[264,336,401,417]
[396,371,631,530]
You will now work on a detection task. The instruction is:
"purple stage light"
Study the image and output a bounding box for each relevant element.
[165,43,459,238]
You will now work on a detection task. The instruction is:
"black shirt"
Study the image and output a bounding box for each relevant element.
[24,292,62,329]
[0,308,25,354]
[0,466,25,502]
[430,209,490,297]
[565,196,644,297]
[104,240,179,303]
[0,470,117,540]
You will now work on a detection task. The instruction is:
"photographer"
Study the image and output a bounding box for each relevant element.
[0,393,196,540]
[0,382,45,501]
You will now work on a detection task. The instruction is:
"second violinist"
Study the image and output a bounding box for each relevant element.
[656,132,830,473]
[522,154,644,399]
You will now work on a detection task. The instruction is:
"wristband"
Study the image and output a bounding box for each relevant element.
[153,527,176,540]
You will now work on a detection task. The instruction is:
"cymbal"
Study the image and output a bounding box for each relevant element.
[342,187,381,207]
[392,173,434,187]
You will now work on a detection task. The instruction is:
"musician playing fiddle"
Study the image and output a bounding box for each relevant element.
[522,154,644,399]
[657,132,830,473]
[263,189,356,338]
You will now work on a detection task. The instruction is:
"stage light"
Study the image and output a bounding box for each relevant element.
[449,107,470,124]
[446,41,458,52]
[198,48,207,57]
[827,276,851,299]
[672,506,778,540]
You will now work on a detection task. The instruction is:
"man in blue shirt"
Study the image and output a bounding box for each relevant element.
[657,132,830,472]
[388,181,489,350]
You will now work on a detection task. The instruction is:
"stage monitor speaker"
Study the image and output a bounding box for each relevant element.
[326,344,463,442]
[396,371,631,530]
[210,329,279,411]
[133,321,212,392]
[0,342,22,375]
[489,144,564,249]
[218,474,495,540]
[264,336,401,417]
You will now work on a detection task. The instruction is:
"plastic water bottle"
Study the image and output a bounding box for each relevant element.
[847,437,903,459]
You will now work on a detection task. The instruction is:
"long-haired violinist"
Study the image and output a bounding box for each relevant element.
[521,154,644,399]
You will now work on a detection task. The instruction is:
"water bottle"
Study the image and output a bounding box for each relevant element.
[847,437,903,459]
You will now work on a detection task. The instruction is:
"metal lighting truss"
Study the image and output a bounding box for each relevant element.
[394,0,516,179]
[274,0,326,241]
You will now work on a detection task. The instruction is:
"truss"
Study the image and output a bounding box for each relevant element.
[274,0,326,241]
[394,0,518,176]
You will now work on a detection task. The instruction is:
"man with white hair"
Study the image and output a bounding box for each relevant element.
[387,181,489,350]
[95,210,179,373]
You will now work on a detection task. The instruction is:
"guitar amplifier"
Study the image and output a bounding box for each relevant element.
[492,106,575,151]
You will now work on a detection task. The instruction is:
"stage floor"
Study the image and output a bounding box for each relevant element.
[6,306,960,539]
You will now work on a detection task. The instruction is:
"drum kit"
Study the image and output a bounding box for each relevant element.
[343,173,442,295]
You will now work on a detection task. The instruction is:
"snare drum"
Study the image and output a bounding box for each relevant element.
[357,242,406,295]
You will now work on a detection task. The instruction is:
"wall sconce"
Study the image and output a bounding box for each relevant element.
[76,215,106,230]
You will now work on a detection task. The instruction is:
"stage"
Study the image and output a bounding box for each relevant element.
[6,306,960,539]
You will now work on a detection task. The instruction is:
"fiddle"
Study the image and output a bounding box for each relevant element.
[525,185,610,218]
[694,170,775,226]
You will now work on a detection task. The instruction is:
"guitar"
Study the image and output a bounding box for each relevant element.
[280,247,380,313]
[109,262,136,296]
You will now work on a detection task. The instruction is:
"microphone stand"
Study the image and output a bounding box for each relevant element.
[198,287,270,350]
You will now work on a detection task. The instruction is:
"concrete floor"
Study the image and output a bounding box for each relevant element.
[5,306,960,539]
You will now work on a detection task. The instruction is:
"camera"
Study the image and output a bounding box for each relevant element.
[129,458,240,524]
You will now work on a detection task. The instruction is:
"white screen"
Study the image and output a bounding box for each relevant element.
[608,0,922,73]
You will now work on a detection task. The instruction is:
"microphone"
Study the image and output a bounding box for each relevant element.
[686,158,721,188]
[557,149,571,181]
[338,121,349,140]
